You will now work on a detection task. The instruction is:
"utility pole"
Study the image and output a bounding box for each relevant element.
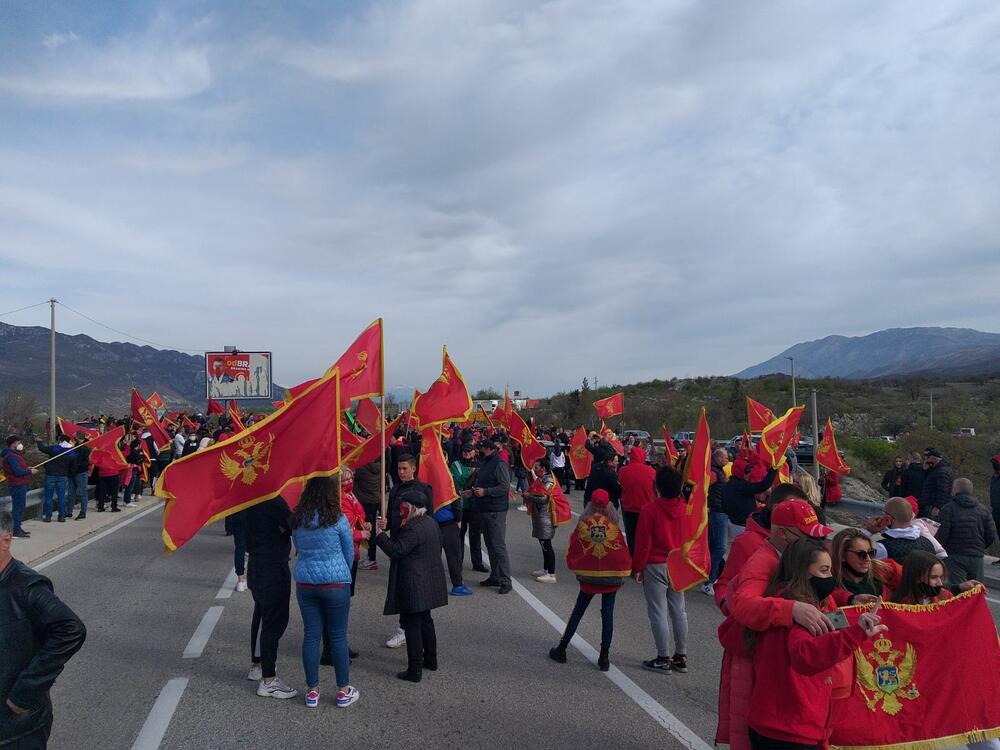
[929,392,934,430]
[50,298,57,439]
[811,389,820,480]
[787,356,796,407]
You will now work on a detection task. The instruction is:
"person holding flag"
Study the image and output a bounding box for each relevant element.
[2,436,38,537]
[525,457,572,584]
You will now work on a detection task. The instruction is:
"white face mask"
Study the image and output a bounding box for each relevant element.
[15,443,23,451]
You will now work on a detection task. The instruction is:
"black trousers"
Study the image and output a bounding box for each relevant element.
[622,510,640,559]
[439,521,464,587]
[95,475,119,511]
[460,508,484,569]
[6,718,52,750]
[363,504,379,562]
[400,610,436,671]
[248,555,290,679]
[539,539,555,574]
[552,466,570,492]
[480,510,511,585]
[748,728,818,750]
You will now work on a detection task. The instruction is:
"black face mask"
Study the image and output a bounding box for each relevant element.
[917,582,943,599]
[810,575,837,601]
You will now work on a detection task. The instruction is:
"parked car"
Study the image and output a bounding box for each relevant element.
[622,429,650,441]
[955,427,976,438]
[673,431,696,443]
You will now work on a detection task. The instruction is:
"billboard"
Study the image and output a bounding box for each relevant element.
[205,352,272,400]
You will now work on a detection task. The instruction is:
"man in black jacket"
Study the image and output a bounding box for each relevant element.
[991,454,1000,566]
[919,449,953,518]
[880,457,905,498]
[900,452,926,498]
[36,435,76,523]
[722,463,778,537]
[706,448,730,595]
[473,438,513,594]
[936,478,998,584]
[68,432,92,521]
[584,447,622,508]
[0,510,86,747]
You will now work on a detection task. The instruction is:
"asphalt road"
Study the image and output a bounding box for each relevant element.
[30,494,1000,750]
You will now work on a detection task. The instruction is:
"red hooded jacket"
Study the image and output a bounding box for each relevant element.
[631,495,686,572]
[618,447,656,513]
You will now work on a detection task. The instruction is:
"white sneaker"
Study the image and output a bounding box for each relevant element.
[535,573,557,583]
[257,677,297,699]
[701,582,715,596]
[516,504,528,512]
[531,569,547,578]
[125,502,137,508]
[236,577,247,592]
[385,627,406,648]
[247,664,262,681]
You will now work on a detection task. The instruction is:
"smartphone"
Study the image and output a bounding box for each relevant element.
[825,610,849,630]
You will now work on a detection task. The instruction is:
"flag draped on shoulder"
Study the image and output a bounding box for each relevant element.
[58,417,99,440]
[418,426,457,513]
[599,421,624,456]
[758,406,805,469]
[593,392,624,419]
[156,369,343,552]
[746,396,775,432]
[568,426,592,480]
[662,423,679,465]
[526,476,572,527]
[411,346,473,428]
[816,417,850,474]
[131,389,171,450]
[207,398,225,415]
[87,426,128,474]
[509,410,546,469]
[830,588,1000,749]
[285,319,384,409]
[666,408,711,592]
[565,510,632,579]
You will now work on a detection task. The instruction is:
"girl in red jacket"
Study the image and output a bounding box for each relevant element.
[747,539,886,750]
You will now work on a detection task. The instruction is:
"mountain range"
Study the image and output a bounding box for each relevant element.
[0,322,282,417]
[735,327,1000,379]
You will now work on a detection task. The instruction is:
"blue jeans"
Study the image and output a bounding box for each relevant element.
[709,511,729,582]
[43,475,68,519]
[9,484,27,533]
[296,584,351,689]
[70,471,90,514]
[562,590,616,650]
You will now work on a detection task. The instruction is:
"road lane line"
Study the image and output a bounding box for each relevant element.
[35,504,162,571]
[988,596,1000,606]
[183,606,225,659]
[131,677,188,750]
[467,539,711,750]
[216,569,238,599]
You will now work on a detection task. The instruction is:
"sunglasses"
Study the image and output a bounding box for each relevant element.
[848,549,875,559]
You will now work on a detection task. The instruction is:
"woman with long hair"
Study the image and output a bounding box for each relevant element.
[891,550,953,605]
[829,528,893,600]
[746,539,886,750]
[291,474,359,709]
[527,457,572,584]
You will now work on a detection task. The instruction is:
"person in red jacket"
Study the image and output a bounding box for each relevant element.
[747,538,886,749]
[632,465,690,674]
[821,469,842,507]
[2,436,37,538]
[619,446,656,556]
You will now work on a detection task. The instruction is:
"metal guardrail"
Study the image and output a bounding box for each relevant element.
[1,486,95,514]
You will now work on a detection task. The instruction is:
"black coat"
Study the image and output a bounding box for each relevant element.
[0,559,86,743]
[722,468,778,526]
[919,460,954,516]
[708,466,727,513]
[387,479,433,535]
[990,474,1000,513]
[881,466,905,496]
[584,463,622,507]
[35,443,75,477]
[936,492,997,557]
[901,463,926,500]
[376,514,448,615]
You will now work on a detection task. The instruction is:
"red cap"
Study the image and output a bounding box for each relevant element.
[681,439,691,447]
[590,489,610,508]
[904,495,919,516]
[771,499,833,538]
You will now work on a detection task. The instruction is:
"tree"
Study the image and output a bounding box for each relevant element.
[472,388,501,400]
[0,388,40,437]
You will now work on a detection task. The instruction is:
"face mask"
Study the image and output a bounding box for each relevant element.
[15,443,23,452]
[400,504,411,525]
[917,582,943,598]
[810,575,837,601]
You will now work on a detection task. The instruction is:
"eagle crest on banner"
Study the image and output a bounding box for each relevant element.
[577,513,622,560]
[855,635,919,716]
[347,351,368,381]
[220,433,275,486]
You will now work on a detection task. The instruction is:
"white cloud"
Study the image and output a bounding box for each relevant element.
[42,31,79,50]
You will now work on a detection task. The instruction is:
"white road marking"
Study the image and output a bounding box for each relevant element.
[183,606,225,659]
[131,677,188,750]
[468,539,711,750]
[215,568,238,599]
[35,504,162,571]
[987,596,1000,606]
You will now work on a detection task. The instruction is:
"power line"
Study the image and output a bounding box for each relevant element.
[56,301,209,354]
[0,300,50,319]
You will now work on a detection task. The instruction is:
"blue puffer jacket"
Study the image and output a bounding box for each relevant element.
[292,514,354,585]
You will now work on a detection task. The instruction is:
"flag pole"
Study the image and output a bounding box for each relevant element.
[378,318,387,521]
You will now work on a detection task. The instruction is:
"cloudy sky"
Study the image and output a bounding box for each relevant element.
[2,1,999,396]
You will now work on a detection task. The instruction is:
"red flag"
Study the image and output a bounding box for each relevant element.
[181,416,198,432]
[341,419,366,459]
[665,407,711,592]
[57,417,99,440]
[593,392,624,419]
[131,389,171,450]
[830,589,1000,749]
[88,426,128,474]
[662,423,679,465]
[148,392,166,413]
[347,413,403,471]
[509,410,546,469]
[565,510,632,579]
[599,421,625,457]
[139,441,153,483]
[816,417,850,474]
[355,397,383,436]
[156,369,342,551]
[746,396,775,432]
[272,401,285,410]
[286,319,384,409]
[411,347,473,428]
[568,426,593,480]
[526,476,572,527]
[227,400,241,417]
[491,387,513,429]
[207,398,225,415]
[759,406,805,469]
[740,431,752,451]
[418,426,458,513]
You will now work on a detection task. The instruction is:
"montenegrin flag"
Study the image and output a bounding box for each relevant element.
[131,389,171,450]
[830,588,1000,749]
[87,425,128,473]
[526,476,572,527]
[662,422,679,466]
[568,426,592,480]
[816,417,850,475]
[355,397,383,436]
[667,407,711,592]
[593,391,624,419]
[148,392,166,414]
[746,396,775,433]
[347,413,403,471]
[509,410,546,470]
[206,398,225,415]
[600,421,625,457]
[156,369,342,551]
[758,406,804,469]
[418,426,457,513]
[57,417,99,440]
[411,346,474,428]
[285,319,384,409]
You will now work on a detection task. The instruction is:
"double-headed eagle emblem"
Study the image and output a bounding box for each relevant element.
[855,635,919,716]
[346,351,369,382]
[219,433,276,486]
[577,513,622,560]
